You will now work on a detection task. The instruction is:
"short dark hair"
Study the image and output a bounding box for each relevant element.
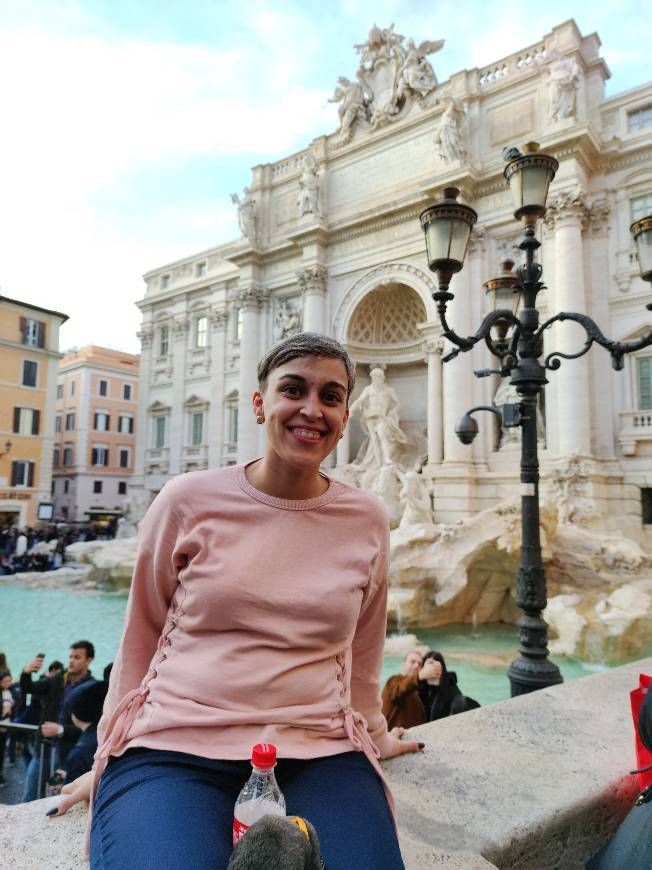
[257,333,355,401]
[71,640,95,659]
[48,660,64,673]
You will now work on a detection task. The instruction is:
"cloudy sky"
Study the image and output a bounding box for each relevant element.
[1,0,650,354]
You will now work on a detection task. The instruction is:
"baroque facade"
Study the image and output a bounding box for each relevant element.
[132,20,652,533]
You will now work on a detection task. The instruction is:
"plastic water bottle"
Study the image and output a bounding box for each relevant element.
[232,743,286,845]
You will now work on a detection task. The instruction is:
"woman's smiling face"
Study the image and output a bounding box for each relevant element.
[253,355,349,472]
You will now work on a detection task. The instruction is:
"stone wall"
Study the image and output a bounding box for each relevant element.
[1,658,647,868]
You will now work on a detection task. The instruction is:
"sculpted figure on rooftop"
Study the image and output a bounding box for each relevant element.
[230,187,256,244]
[433,97,466,163]
[548,50,580,122]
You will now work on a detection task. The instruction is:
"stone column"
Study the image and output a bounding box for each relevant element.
[208,307,228,467]
[424,337,444,464]
[336,425,351,466]
[236,287,264,463]
[442,268,475,464]
[169,314,190,474]
[131,324,153,490]
[298,267,327,334]
[546,190,591,456]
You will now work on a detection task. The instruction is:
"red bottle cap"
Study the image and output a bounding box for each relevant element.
[251,743,277,769]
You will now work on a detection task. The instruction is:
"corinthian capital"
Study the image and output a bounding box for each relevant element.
[209,306,229,330]
[297,266,327,295]
[172,316,190,336]
[137,326,154,348]
[234,286,267,311]
[544,188,590,230]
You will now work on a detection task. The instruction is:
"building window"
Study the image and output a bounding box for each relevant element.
[632,194,652,224]
[159,325,169,356]
[63,447,73,466]
[196,261,206,278]
[628,104,652,134]
[53,447,60,467]
[51,479,55,496]
[123,384,132,400]
[118,481,127,495]
[70,379,75,397]
[119,414,134,434]
[637,358,652,410]
[161,274,170,290]
[234,308,243,342]
[13,407,40,436]
[22,360,38,387]
[91,446,109,466]
[154,416,166,449]
[119,448,130,468]
[94,412,110,432]
[195,316,208,348]
[64,479,70,494]
[11,460,34,487]
[93,480,103,494]
[229,405,238,444]
[191,411,204,446]
[55,415,62,433]
[99,379,108,397]
[21,318,45,348]
[642,489,652,524]
[65,412,75,431]
[56,384,63,399]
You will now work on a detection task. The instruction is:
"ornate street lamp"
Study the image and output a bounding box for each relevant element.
[419,144,652,696]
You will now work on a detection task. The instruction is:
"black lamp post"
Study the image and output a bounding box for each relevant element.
[419,142,652,696]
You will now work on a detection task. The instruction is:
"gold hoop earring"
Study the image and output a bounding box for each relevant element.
[339,430,345,440]
[256,415,265,424]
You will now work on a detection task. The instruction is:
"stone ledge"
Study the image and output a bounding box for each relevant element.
[1,659,646,869]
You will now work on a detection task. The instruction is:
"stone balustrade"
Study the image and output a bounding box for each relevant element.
[618,409,652,455]
[1,658,647,868]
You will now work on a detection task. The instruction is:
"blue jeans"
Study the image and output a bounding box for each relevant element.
[90,748,404,870]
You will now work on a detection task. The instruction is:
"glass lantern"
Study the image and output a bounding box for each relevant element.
[483,259,520,341]
[419,187,478,292]
[504,142,559,224]
[631,216,652,284]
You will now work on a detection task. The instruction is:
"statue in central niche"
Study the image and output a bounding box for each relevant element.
[349,367,408,469]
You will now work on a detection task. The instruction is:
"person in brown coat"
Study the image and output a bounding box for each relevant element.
[381,651,442,729]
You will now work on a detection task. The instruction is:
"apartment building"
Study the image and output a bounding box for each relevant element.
[0,295,68,528]
[52,345,139,521]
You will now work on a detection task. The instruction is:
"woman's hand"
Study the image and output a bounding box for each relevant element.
[46,770,92,817]
[379,726,424,759]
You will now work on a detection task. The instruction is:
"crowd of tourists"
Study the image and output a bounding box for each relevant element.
[0,642,110,799]
[0,521,117,575]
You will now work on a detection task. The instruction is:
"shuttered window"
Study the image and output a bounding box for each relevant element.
[91,447,109,466]
[22,360,38,387]
[20,317,45,348]
[11,460,34,487]
[192,412,204,446]
[13,407,40,435]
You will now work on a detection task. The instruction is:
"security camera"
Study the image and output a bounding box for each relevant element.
[455,414,479,445]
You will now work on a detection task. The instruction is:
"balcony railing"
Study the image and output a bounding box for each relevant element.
[146,447,170,473]
[619,410,652,456]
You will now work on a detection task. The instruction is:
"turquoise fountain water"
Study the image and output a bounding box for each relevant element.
[0,581,615,705]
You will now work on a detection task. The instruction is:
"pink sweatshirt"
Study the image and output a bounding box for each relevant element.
[92,462,394,810]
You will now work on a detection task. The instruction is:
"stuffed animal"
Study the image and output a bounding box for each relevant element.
[227,815,324,870]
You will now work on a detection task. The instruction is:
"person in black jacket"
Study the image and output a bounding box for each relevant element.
[19,640,94,801]
[418,651,480,721]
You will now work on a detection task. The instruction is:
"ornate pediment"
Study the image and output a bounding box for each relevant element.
[329,24,444,143]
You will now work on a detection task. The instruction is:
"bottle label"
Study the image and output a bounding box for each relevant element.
[232,817,249,846]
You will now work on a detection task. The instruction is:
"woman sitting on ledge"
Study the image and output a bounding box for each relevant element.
[51,333,421,870]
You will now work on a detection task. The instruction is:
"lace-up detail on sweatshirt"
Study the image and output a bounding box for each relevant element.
[92,463,394,823]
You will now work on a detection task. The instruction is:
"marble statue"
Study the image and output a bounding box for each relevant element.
[349,367,408,469]
[548,50,580,122]
[399,38,443,98]
[398,470,433,527]
[297,154,319,217]
[331,25,444,141]
[329,74,367,142]
[273,297,302,341]
[433,97,466,163]
[230,187,256,243]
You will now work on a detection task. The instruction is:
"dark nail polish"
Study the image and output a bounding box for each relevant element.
[46,807,58,817]
[418,742,426,749]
